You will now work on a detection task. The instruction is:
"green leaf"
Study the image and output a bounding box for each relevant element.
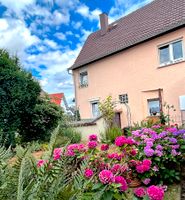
[102,191,113,200]
[92,183,103,190]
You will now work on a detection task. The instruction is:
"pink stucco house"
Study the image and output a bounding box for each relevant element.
[69,0,185,128]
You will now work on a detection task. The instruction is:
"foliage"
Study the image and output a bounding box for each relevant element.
[99,96,115,128]
[0,49,63,146]
[100,126,123,144]
[0,49,41,146]
[160,103,176,125]
[131,125,185,184]
[19,97,63,142]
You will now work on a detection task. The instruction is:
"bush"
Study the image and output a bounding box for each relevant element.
[101,126,123,143]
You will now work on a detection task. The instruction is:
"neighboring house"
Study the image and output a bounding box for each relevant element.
[69,0,185,128]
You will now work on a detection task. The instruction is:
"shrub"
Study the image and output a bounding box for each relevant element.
[101,126,123,143]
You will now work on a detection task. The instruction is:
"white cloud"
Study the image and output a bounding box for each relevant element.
[0,18,39,58]
[76,5,102,21]
[54,32,66,40]
[72,21,82,29]
[43,39,59,49]
[0,0,36,15]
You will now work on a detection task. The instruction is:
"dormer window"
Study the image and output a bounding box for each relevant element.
[79,70,88,87]
[159,40,184,66]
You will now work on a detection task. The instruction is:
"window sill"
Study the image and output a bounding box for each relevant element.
[79,84,88,88]
[158,59,185,69]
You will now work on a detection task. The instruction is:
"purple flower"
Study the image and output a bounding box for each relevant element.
[153,166,159,172]
[156,144,163,151]
[169,138,177,144]
[144,147,154,157]
[158,131,167,138]
[171,149,177,156]
[152,125,161,129]
[146,141,153,147]
[155,150,163,157]
[166,127,178,133]
[173,129,185,136]
[142,178,151,185]
[171,145,180,149]
[132,130,141,137]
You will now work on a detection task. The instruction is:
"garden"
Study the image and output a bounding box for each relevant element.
[0,50,185,199]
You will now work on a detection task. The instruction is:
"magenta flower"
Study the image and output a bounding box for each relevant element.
[134,187,146,198]
[142,178,151,185]
[114,176,128,192]
[115,136,127,147]
[37,159,47,167]
[99,170,114,184]
[84,168,94,179]
[107,153,123,161]
[142,159,152,167]
[53,148,62,160]
[130,149,137,156]
[89,134,97,141]
[88,141,97,149]
[147,185,164,200]
[136,164,150,173]
[111,164,121,174]
[100,144,109,151]
[152,125,161,129]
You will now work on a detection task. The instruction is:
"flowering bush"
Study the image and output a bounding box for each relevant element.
[37,126,185,199]
[131,125,185,184]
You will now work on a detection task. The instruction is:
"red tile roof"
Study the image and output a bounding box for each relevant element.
[49,93,64,106]
[70,0,185,70]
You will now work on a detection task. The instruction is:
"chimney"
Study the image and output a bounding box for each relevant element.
[99,13,108,36]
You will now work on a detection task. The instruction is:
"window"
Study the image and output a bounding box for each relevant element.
[79,71,88,87]
[119,94,128,104]
[91,101,100,118]
[159,40,184,66]
[148,99,160,116]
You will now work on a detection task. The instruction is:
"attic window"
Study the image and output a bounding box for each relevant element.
[119,94,128,104]
[159,40,184,66]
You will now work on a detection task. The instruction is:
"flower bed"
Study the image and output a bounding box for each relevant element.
[37,125,185,200]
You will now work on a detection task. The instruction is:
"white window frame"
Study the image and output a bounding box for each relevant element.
[147,98,160,116]
[79,69,88,87]
[91,100,100,118]
[158,38,184,67]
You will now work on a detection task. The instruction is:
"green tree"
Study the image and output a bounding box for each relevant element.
[0,49,62,146]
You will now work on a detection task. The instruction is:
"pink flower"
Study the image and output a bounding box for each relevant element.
[89,134,97,141]
[66,143,86,156]
[143,159,152,167]
[84,168,94,179]
[134,187,146,198]
[114,176,128,191]
[142,178,151,185]
[37,159,46,167]
[115,136,127,147]
[130,149,137,156]
[147,185,164,200]
[136,164,150,173]
[111,164,121,174]
[99,170,114,184]
[53,148,62,160]
[129,160,138,167]
[107,153,123,161]
[100,144,109,151]
[88,141,97,149]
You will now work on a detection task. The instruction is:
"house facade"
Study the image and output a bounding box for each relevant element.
[69,0,185,128]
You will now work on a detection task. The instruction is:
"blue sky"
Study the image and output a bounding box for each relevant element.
[0,0,152,104]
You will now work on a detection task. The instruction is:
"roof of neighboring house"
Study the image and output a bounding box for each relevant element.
[70,0,185,70]
[49,93,64,106]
